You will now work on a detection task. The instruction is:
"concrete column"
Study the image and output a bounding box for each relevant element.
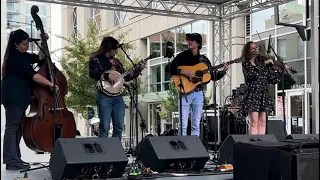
[311,0,319,134]
[230,17,246,90]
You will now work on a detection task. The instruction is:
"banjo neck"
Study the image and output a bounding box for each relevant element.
[119,55,153,78]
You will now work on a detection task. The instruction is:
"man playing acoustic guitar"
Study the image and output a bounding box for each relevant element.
[165,33,229,137]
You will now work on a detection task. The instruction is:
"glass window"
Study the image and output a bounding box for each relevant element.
[176,24,191,53]
[251,8,275,34]
[278,0,306,24]
[278,60,304,90]
[7,2,19,13]
[149,34,161,57]
[162,63,171,91]
[161,30,175,57]
[25,4,46,16]
[253,38,276,57]
[7,14,19,22]
[277,33,304,61]
[150,65,161,92]
[191,20,208,46]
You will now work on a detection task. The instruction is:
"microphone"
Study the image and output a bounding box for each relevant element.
[266,34,271,54]
[117,43,124,48]
[28,38,41,42]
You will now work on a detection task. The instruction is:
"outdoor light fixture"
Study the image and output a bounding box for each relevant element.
[5,22,11,34]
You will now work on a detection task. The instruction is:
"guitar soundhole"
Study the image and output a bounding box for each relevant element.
[190,77,200,83]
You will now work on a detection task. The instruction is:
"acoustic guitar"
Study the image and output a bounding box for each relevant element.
[172,57,243,94]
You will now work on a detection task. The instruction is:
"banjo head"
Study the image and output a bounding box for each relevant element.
[100,71,125,95]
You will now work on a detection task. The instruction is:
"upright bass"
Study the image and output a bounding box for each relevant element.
[23,5,76,153]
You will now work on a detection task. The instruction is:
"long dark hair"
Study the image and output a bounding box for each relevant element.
[2,29,29,77]
[242,41,254,60]
[91,36,119,58]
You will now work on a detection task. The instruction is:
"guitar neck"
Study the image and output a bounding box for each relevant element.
[211,59,240,70]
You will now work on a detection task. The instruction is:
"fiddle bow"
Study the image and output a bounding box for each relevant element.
[256,31,297,74]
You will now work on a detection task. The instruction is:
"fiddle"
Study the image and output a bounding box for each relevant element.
[259,52,297,74]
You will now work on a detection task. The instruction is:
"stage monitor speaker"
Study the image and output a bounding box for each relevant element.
[217,134,278,165]
[267,116,286,140]
[285,134,319,140]
[136,136,210,172]
[233,140,319,180]
[49,137,128,180]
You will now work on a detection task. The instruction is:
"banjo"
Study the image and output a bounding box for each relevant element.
[97,55,154,96]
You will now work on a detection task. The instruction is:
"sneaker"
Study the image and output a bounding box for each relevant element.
[18,159,30,166]
[6,163,28,170]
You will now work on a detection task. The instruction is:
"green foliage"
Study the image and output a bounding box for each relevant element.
[59,21,146,112]
[157,80,212,122]
[157,80,178,121]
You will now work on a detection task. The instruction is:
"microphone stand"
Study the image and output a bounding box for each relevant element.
[166,53,188,136]
[197,71,210,150]
[268,45,288,137]
[172,60,188,136]
[211,68,219,169]
[120,46,143,149]
[126,84,134,155]
[125,84,148,156]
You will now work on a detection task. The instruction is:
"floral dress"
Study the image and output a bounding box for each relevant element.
[241,59,281,114]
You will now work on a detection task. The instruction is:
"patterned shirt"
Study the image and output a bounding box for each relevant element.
[88,54,142,82]
[1,48,42,110]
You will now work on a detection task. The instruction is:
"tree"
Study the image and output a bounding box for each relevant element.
[157,80,212,122]
[59,21,147,112]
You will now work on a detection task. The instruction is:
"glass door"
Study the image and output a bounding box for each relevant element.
[286,89,311,134]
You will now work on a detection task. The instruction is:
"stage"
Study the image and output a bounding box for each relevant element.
[1,122,233,180]
[0,142,233,180]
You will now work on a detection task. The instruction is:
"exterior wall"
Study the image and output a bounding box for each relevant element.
[60,0,317,138]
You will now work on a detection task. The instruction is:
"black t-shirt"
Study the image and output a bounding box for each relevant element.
[165,49,226,81]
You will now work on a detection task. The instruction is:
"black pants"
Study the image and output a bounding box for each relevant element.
[2,102,25,164]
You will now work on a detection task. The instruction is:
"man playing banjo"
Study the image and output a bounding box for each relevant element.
[89,36,146,140]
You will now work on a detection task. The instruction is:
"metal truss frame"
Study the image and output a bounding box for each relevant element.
[72,6,78,37]
[30,0,294,21]
[212,7,232,106]
[30,0,309,108]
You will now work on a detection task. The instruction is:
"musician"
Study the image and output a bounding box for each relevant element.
[1,29,54,170]
[241,41,289,135]
[165,33,229,137]
[89,36,146,140]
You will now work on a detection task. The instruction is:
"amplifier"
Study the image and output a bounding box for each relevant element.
[233,140,319,180]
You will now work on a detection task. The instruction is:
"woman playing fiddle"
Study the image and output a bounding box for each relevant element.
[241,41,289,135]
[1,29,55,170]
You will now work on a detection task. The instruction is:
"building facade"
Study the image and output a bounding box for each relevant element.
[60,0,318,140]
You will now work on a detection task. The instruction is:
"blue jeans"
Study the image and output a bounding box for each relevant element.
[96,92,125,141]
[178,91,204,137]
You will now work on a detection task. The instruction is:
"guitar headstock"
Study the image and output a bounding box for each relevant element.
[148,53,157,59]
[142,53,157,62]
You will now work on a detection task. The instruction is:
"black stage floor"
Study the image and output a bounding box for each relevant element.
[1,121,233,180]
